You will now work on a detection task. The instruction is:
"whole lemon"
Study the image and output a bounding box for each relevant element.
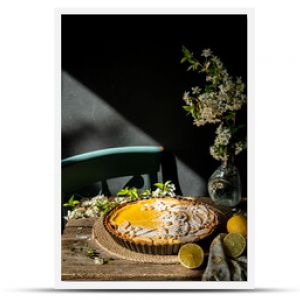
[227,214,247,237]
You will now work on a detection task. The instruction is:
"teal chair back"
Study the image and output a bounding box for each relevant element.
[62,146,168,196]
[61,146,181,232]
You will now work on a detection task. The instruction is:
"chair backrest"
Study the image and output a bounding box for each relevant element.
[62,146,179,196]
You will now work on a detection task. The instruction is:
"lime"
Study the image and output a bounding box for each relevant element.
[178,243,205,269]
[223,232,246,258]
[227,214,247,237]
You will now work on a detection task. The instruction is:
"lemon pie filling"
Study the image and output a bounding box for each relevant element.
[107,198,218,246]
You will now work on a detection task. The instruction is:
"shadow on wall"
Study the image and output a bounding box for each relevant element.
[61,14,248,196]
[62,72,207,196]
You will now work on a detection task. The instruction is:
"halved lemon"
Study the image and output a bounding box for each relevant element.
[178,243,205,269]
[223,232,246,258]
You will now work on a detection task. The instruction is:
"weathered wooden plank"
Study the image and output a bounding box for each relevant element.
[62,248,120,261]
[62,264,202,281]
[63,225,94,235]
[65,218,97,227]
[62,226,92,241]
[62,256,142,266]
[62,236,121,260]
[62,249,113,261]
[61,239,90,249]
[62,237,106,248]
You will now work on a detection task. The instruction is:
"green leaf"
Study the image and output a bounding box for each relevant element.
[180,57,187,64]
[224,111,236,121]
[131,189,139,200]
[68,195,74,203]
[182,45,192,57]
[117,188,130,196]
[116,191,128,196]
[182,105,193,113]
[117,186,139,200]
[86,247,96,258]
[154,183,164,190]
[204,85,215,93]
[64,194,80,209]
[164,180,172,186]
[187,65,193,71]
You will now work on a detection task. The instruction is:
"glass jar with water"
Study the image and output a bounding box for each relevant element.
[208,157,241,207]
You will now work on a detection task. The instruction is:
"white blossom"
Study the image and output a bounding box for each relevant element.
[64,195,110,220]
[191,86,201,94]
[235,140,247,155]
[65,207,86,220]
[183,91,193,105]
[183,91,190,101]
[114,196,131,204]
[182,48,247,161]
[210,145,227,162]
[151,182,176,197]
[201,49,212,57]
[85,206,99,218]
[215,124,232,146]
[151,188,161,198]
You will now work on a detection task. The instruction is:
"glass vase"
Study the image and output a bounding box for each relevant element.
[208,158,241,207]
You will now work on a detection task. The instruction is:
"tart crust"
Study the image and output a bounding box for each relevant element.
[103,197,219,254]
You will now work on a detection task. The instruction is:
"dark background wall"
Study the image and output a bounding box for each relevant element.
[61,14,247,197]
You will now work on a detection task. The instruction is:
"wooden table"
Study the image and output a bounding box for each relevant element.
[61,197,246,281]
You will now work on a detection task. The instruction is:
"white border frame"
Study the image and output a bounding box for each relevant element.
[55,7,254,290]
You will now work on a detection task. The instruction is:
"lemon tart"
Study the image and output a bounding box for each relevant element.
[103,197,219,254]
